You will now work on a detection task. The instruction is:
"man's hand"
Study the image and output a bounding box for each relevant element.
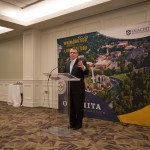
[78,61,85,71]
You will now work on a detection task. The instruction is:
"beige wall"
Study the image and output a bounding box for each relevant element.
[0,36,23,80]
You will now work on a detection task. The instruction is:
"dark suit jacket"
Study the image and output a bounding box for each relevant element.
[64,58,89,94]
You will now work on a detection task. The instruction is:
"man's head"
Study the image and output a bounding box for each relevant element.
[70,47,78,60]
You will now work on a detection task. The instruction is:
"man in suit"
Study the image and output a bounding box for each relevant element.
[64,47,89,130]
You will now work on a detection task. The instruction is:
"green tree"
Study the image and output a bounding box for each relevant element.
[127,63,134,72]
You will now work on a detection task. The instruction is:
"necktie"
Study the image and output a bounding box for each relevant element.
[70,60,74,73]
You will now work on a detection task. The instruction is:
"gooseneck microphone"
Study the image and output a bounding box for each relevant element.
[48,66,58,79]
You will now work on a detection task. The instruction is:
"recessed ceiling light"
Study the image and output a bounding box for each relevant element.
[0,26,13,34]
[23,0,93,22]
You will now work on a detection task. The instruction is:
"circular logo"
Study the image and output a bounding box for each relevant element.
[58,79,66,94]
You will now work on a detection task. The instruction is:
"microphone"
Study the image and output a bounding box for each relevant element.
[48,66,58,79]
[78,56,85,62]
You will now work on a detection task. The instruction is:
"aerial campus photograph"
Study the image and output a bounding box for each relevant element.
[57,32,150,120]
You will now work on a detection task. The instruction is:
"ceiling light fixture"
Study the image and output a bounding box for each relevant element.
[0,26,13,34]
[23,0,93,22]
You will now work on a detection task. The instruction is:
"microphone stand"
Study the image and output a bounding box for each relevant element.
[47,66,58,122]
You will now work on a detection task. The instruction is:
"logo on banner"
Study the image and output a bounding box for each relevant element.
[126,25,150,36]
[126,30,132,35]
[58,79,66,94]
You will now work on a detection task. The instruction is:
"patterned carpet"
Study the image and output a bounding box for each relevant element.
[0,101,150,150]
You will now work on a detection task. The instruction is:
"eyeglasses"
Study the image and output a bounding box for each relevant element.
[70,52,77,54]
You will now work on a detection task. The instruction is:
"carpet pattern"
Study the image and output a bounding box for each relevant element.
[0,101,150,150]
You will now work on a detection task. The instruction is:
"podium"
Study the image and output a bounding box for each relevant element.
[42,73,80,136]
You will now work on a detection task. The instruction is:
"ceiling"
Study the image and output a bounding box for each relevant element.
[0,0,148,41]
[1,0,44,8]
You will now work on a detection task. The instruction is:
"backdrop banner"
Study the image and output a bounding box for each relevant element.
[57,21,150,126]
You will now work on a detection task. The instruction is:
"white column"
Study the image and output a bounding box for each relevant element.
[23,29,41,107]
